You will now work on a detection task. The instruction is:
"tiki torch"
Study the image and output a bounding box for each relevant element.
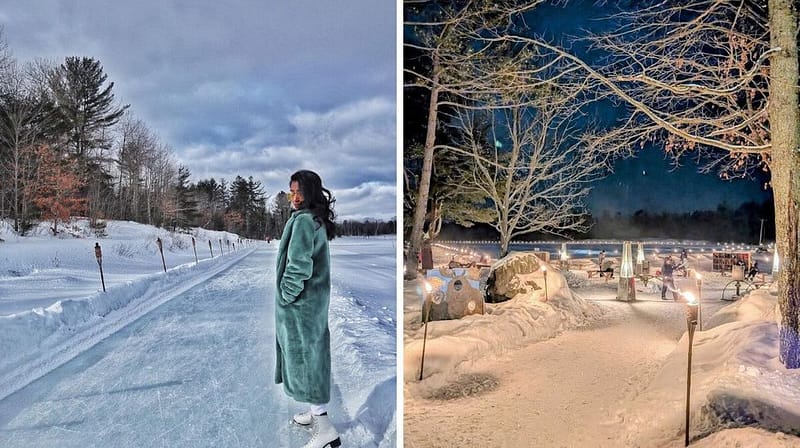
[683,292,699,447]
[694,272,703,331]
[192,236,198,264]
[156,237,166,272]
[94,242,106,292]
[209,239,214,258]
[418,281,436,381]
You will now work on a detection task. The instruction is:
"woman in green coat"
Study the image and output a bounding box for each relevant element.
[275,170,340,448]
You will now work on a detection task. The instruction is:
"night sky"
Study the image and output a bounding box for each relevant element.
[590,148,772,215]
[529,0,773,215]
[1,0,396,220]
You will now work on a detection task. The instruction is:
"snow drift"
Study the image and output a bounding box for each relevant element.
[617,288,800,446]
[404,252,602,395]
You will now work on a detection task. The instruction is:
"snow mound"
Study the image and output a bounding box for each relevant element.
[618,289,800,446]
[705,290,777,330]
[691,427,800,447]
[404,259,602,396]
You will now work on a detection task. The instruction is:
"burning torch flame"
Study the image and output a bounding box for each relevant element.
[684,292,698,306]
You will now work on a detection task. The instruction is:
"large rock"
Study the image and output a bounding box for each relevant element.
[486,251,546,303]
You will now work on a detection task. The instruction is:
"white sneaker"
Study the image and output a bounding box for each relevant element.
[302,414,341,448]
[293,411,313,426]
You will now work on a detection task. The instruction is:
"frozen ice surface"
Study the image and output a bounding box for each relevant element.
[0,224,396,447]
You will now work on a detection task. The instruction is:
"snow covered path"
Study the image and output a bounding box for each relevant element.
[404,294,709,447]
[0,243,396,447]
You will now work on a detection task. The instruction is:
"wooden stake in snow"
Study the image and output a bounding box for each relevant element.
[157,237,167,272]
[219,239,224,256]
[94,242,106,292]
[209,239,214,258]
[192,236,198,264]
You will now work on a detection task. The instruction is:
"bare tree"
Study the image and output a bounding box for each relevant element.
[0,60,56,232]
[403,0,554,278]
[116,114,157,221]
[0,27,12,89]
[574,0,800,369]
[141,142,176,226]
[444,90,613,256]
[464,0,799,368]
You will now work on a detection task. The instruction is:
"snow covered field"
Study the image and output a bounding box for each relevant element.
[0,219,396,447]
[404,243,799,447]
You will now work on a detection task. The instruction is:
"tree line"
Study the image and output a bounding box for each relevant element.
[0,31,393,239]
[436,200,775,245]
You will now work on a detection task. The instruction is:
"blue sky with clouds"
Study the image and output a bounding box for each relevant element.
[1,0,396,221]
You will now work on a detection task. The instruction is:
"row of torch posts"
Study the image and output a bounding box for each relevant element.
[94,237,248,292]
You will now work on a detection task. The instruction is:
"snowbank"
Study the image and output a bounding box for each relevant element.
[691,427,800,447]
[617,288,800,446]
[0,218,253,400]
[404,254,602,395]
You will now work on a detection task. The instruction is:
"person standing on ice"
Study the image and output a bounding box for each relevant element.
[275,169,341,448]
[598,250,606,275]
[661,255,678,300]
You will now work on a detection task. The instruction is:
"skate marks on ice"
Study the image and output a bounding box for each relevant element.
[0,249,302,448]
[326,239,397,447]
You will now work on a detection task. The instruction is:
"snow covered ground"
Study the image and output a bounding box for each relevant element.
[0,219,396,447]
[404,243,798,447]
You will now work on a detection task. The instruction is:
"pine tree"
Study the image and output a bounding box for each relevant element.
[172,165,198,231]
[49,56,129,224]
[49,57,128,158]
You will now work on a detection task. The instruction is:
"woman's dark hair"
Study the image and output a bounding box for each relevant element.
[290,170,337,240]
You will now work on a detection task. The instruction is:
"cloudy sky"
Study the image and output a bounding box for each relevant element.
[1,0,397,221]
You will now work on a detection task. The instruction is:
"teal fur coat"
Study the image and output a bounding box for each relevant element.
[274,209,332,404]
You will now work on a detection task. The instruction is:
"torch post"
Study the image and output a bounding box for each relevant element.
[209,239,214,258]
[683,293,699,447]
[156,237,167,272]
[694,273,703,330]
[94,243,106,292]
[418,282,434,381]
[192,236,198,264]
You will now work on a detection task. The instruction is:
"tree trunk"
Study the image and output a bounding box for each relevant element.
[769,0,800,368]
[499,233,510,259]
[405,53,440,280]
